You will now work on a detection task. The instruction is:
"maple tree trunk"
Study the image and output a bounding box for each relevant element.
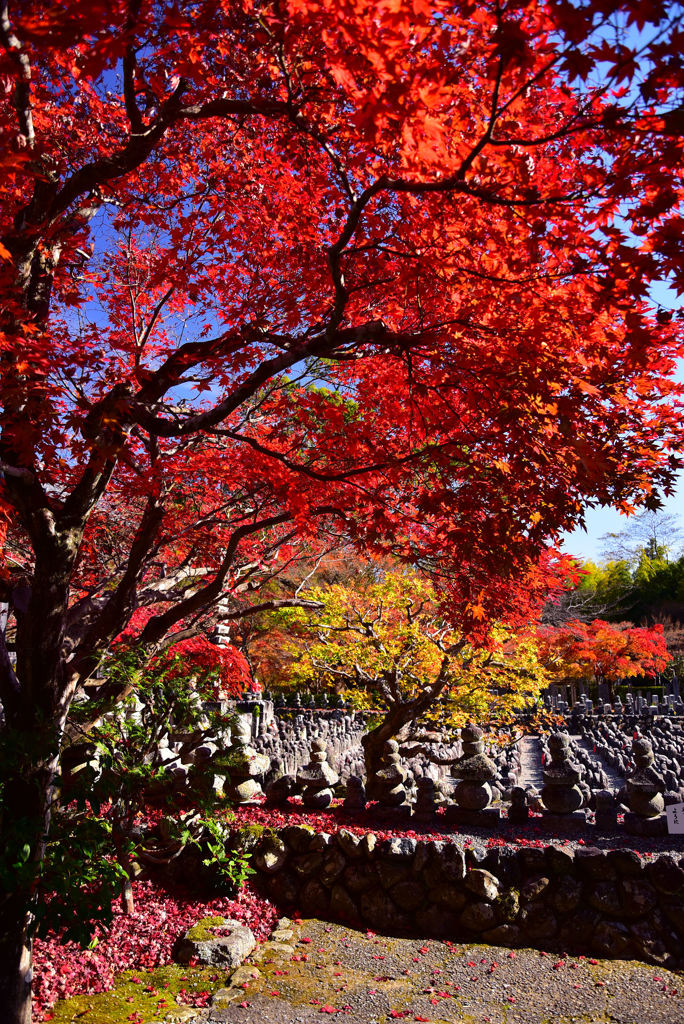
[0,531,79,1023]
[0,721,62,1024]
[0,895,35,1024]
[362,704,416,799]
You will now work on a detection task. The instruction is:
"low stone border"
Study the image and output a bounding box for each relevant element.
[250,825,684,967]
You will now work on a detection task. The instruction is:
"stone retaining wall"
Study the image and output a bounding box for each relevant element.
[251,826,684,967]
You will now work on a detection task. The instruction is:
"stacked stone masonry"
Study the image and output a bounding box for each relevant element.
[251,826,684,968]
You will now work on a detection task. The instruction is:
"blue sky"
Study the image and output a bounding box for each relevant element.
[561,278,683,563]
[560,479,684,562]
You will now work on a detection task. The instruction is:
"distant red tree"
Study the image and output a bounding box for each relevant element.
[538,618,672,701]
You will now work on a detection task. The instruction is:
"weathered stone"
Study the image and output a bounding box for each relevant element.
[494,888,519,923]
[460,900,497,932]
[343,862,378,894]
[281,824,316,852]
[176,917,256,968]
[659,896,684,937]
[520,847,546,875]
[541,732,583,814]
[360,888,410,932]
[588,882,622,917]
[254,836,287,874]
[630,917,672,965]
[606,848,643,877]
[422,845,466,888]
[266,870,299,904]
[483,923,521,945]
[427,884,468,912]
[336,829,364,860]
[379,836,417,861]
[575,847,611,878]
[377,858,411,891]
[508,787,528,824]
[520,876,550,903]
[551,876,582,914]
[321,848,347,886]
[593,920,632,958]
[557,908,601,948]
[330,884,361,925]
[618,878,657,918]
[647,854,684,895]
[545,845,575,875]
[627,737,665,818]
[411,841,432,875]
[359,833,377,857]
[292,852,324,877]
[519,903,557,940]
[300,878,330,916]
[390,879,426,912]
[309,832,332,852]
[343,775,366,812]
[465,868,499,901]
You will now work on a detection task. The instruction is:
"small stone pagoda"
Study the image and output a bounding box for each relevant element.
[540,732,584,827]
[224,717,270,804]
[625,736,666,835]
[296,738,339,808]
[446,724,500,825]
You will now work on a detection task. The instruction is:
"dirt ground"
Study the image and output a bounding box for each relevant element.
[187,916,684,1024]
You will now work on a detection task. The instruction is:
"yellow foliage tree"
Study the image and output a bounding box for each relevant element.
[279,569,548,786]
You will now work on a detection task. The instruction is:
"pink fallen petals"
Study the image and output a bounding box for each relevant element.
[32,879,278,1021]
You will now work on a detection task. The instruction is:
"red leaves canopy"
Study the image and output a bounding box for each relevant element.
[0,0,683,698]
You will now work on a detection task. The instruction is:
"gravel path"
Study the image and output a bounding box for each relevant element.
[187,917,684,1024]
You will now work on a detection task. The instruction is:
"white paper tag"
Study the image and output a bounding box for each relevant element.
[666,802,684,834]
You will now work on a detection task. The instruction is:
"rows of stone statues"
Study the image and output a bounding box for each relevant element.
[119,686,684,838]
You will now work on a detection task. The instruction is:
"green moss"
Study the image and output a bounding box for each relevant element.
[185,915,226,941]
[494,887,520,923]
[48,963,227,1023]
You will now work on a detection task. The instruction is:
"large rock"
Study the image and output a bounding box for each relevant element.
[360,888,410,932]
[254,836,287,874]
[618,878,657,918]
[593,920,632,958]
[465,869,499,901]
[519,903,557,940]
[520,876,550,903]
[545,845,575,875]
[343,861,378,894]
[588,882,622,917]
[460,900,497,932]
[390,879,426,912]
[551,876,582,914]
[647,855,684,895]
[175,917,256,968]
[330,884,361,926]
[427,884,468,912]
[300,878,331,916]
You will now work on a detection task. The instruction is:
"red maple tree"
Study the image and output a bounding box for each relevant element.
[0,2,683,1019]
[538,618,672,702]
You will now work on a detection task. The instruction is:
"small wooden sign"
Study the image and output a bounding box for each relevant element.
[666,802,684,834]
